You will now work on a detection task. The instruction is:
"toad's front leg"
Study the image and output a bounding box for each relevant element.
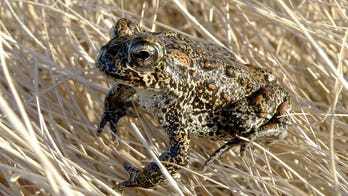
[97,84,136,136]
[117,113,190,188]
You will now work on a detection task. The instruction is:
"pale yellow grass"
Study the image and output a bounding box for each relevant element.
[0,0,347,195]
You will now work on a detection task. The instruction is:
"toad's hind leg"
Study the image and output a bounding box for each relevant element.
[204,85,291,167]
[204,116,288,167]
[244,99,290,147]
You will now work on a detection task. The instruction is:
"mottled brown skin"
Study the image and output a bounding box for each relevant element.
[96,18,291,188]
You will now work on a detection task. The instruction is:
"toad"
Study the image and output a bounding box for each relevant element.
[96,18,291,188]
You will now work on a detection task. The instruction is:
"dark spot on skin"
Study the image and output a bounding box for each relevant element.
[200,59,216,70]
[226,66,234,77]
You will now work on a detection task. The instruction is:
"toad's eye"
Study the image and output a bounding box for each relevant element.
[129,40,162,68]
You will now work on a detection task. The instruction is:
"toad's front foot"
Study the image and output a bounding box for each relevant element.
[96,84,136,137]
[97,111,119,138]
[115,161,165,188]
[115,162,140,188]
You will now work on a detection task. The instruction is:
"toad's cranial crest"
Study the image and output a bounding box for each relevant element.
[96,18,291,188]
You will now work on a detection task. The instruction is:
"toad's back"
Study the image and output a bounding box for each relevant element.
[147,32,277,111]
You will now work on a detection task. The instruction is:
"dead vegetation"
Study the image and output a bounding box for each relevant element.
[0,0,347,195]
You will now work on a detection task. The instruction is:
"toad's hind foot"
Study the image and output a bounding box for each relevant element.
[204,120,288,168]
[115,162,141,189]
[204,137,246,168]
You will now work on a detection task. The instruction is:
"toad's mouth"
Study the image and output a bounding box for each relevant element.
[97,58,167,91]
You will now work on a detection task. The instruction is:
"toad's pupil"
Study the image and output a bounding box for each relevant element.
[135,50,150,59]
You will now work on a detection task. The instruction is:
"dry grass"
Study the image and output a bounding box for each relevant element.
[1,0,347,195]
